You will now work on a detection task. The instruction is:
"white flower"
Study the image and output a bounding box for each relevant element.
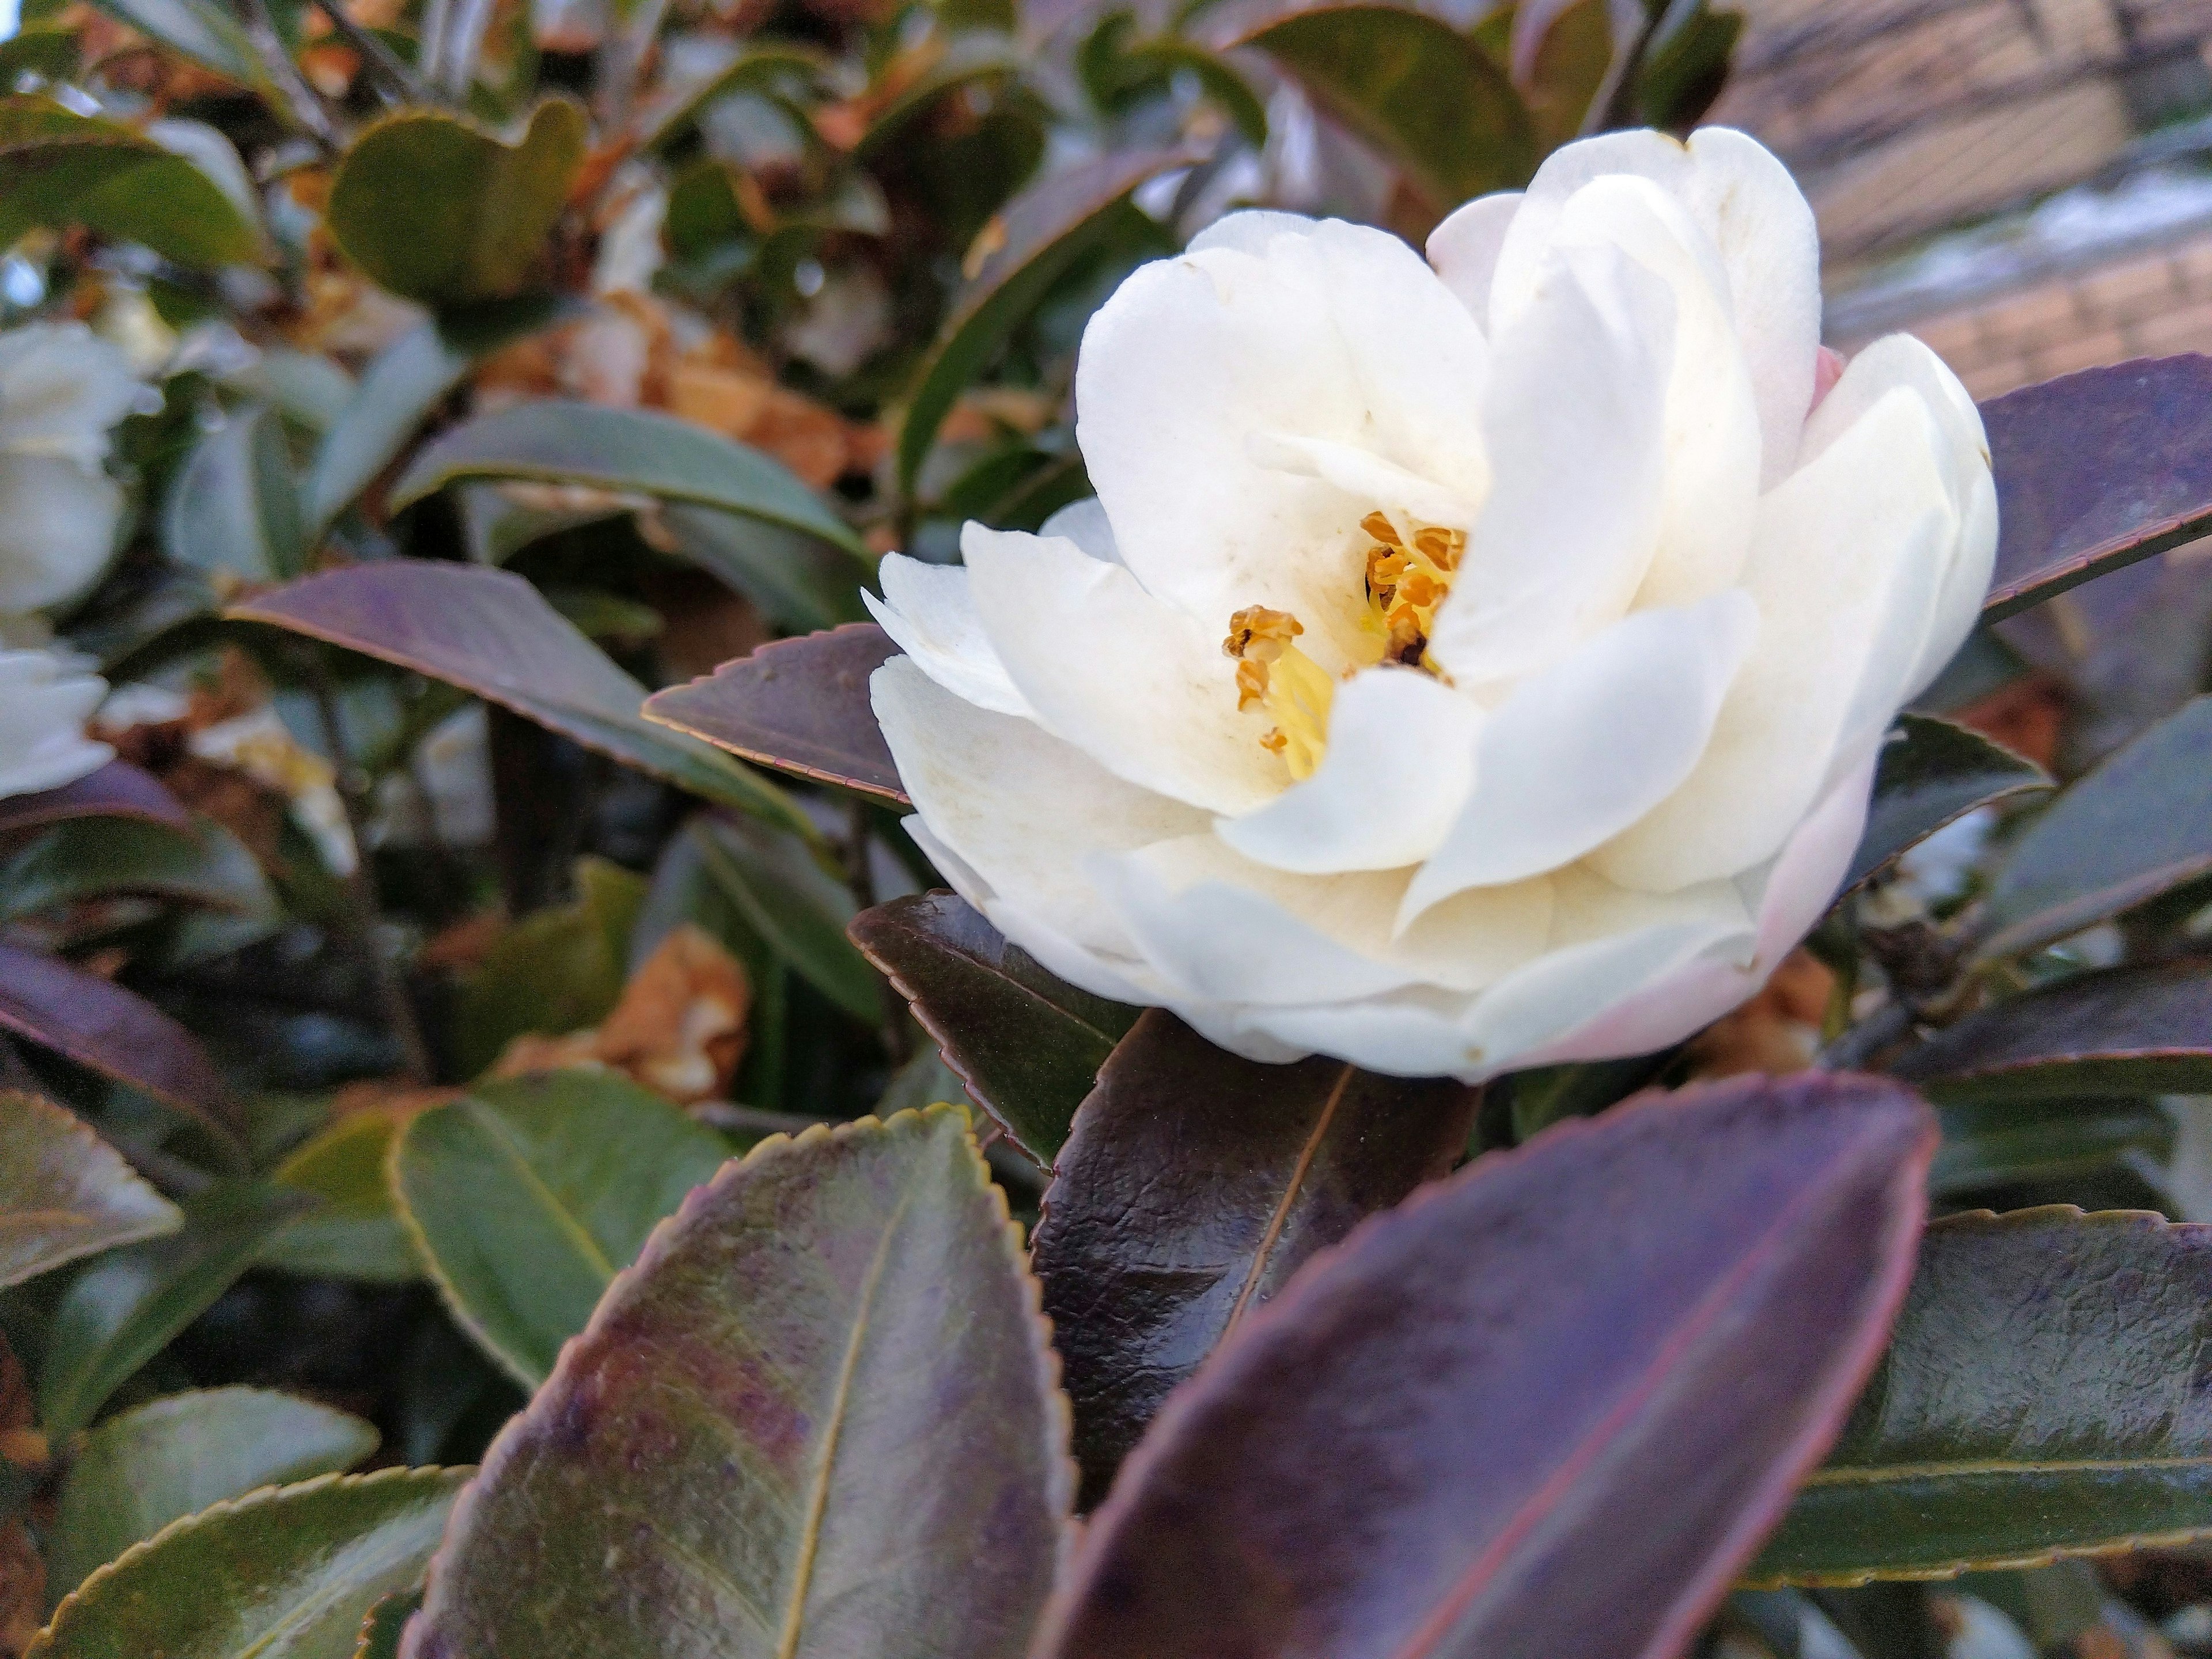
[0,321,155,615]
[868,128,1996,1082]
[0,649,113,799]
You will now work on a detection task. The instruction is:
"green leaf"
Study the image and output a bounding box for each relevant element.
[389,399,868,558]
[38,1184,301,1438]
[850,892,1139,1162]
[692,816,879,1025]
[453,856,647,1077]
[1979,695,2212,959]
[1498,1052,1674,1143]
[0,96,260,268]
[1847,715,2050,891]
[81,0,260,85]
[1749,1207,2212,1585]
[0,1090,180,1290]
[352,1589,420,1659]
[47,1387,380,1597]
[325,100,586,305]
[402,1107,1069,1659]
[1202,2,1537,210]
[655,505,872,633]
[0,30,80,85]
[308,300,562,536]
[29,1467,467,1659]
[164,404,305,584]
[228,564,811,838]
[0,815,267,923]
[639,40,834,153]
[263,1109,421,1283]
[389,1071,733,1386]
[1927,1097,2169,1199]
[1510,0,1615,149]
[898,147,1188,497]
[853,33,1025,158]
[1635,0,1741,130]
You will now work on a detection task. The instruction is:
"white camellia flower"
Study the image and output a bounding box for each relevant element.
[0,320,155,615]
[867,128,1996,1081]
[0,649,114,799]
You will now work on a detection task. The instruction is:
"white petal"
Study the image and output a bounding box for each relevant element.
[1426,192,1521,323]
[1408,592,1758,915]
[0,649,113,799]
[1590,386,1955,891]
[0,454,124,612]
[862,554,1031,717]
[960,522,1282,814]
[1187,209,1323,256]
[871,655,1206,963]
[1206,988,1483,1079]
[1242,432,1481,533]
[0,323,149,465]
[1037,496,1121,563]
[1216,666,1481,874]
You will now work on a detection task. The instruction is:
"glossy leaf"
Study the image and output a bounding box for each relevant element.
[452,857,646,1077]
[1927,1097,2169,1199]
[688,816,878,1024]
[354,1590,421,1659]
[389,1071,733,1386]
[849,892,1138,1162]
[0,816,264,923]
[1982,355,2212,620]
[308,300,562,536]
[324,100,586,306]
[82,0,260,85]
[48,1387,380,1597]
[388,400,868,557]
[228,565,809,836]
[39,1184,302,1437]
[1847,715,2050,891]
[0,1090,180,1289]
[0,95,260,268]
[1510,0,1613,148]
[165,404,306,584]
[898,146,1191,495]
[656,505,872,633]
[639,40,833,152]
[1034,1010,1477,1502]
[29,1468,467,1659]
[0,764,188,838]
[0,941,241,1151]
[263,1109,420,1283]
[400,1106,1069,1659]
[1200,1,1537,210]
[1893,959,2212,1101]
[1978,695,2212,958]
[1032,1072,1934,1659]
[1749,1207,2212,1584]
[644,622,906,803]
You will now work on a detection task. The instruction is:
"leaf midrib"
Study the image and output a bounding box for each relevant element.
[1222,1064,1353,1334]
[465,1103,616,1284]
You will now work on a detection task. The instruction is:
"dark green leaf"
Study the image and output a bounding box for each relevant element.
[1033,1073,1934,1658]
[263,1109,420,1283]
[1034,1010,1476,1502]
[0,1090,180,1290]
[1635,0,1741,131]
[228,565,810,836]
[853,33,1024,158]
[164,404,305,584]
[1927,1097,2169,1199]
[1749,1207,2212,1584]
[692,816,878,1024]
[389,400,868,558]
[353,1590,420,1659]
[0,30,79,84]
[1978,695,2212,958]
[453,856,647,1077]
[48,1387,380,1597]
[402,1106,1069,1659]
[1510,0,1613,149]
[639,41,834,153]
[1498,1051,1673,1143]
[38,1184,302,1437]
[1847,715,2049,892]
[81,0,260,85]
[645,622,904,803]
[0,816,264,923]
[30,1468,467,1659]
[390,1071,732,1386]
[897,146,1192,496]
[656,504,872,633]
[324,100,586,305]
[0,96,260,268]
[849,892,1137,1162]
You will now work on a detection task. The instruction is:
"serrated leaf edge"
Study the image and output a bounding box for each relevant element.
[0,1089,181,1289]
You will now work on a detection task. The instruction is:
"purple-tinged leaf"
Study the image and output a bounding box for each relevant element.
[848,892,1136,1163]
[0,763,188,837]
[228,564,810,836]
[0,1089,181,1289]
[401,1105,1070,1659]
[1891,958,2212,1101]
[1032,1071,1935,1659]
[0,940,242,1151]
[1845,714,2048,891]
[1983,354,2212,620]
[643,622,907,804]
[1033,1010,1476,1503]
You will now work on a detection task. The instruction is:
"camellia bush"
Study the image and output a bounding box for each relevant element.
[10,0,2212,1652]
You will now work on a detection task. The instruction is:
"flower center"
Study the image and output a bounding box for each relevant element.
[1221,511,1466,780]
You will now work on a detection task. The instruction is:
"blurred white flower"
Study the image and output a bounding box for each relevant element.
[0,649,113,798]
[0,320,156,614]
[868,128,1997,1081]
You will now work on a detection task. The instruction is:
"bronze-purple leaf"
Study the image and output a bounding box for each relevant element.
[0,941,241,1152]
[400,1105,1070,1659]
[1032,1010,1476,1505]
[0,762,188,837]
[1031,1071,1936,1659]
[643,622,907,804]
[1983,354,2212,620]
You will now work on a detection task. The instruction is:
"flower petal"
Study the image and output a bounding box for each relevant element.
[1426,191,1520,323]
[1187,209,1323,256]
[0,649,113,799]
[0,323,150,465]
[1037,496,1122,563]
[0,454,123,613]
[862,554,1031,717]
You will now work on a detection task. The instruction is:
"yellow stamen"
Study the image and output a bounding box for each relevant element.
[1224,605,1332,780]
